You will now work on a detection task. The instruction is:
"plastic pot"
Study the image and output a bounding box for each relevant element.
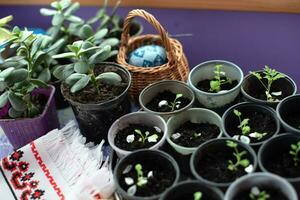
[258,133,300,197]
[277,95,300,135]
[0,85,59,149]
[62,62,131,144]
[241,71,297,108]
[188,60,243,110]
[108,112,167,158]
[50,79,69,109]
[222,102,280,148]
[224,172,298,200]
[114,149,180,200]
[190,138,257,189]
[139,80,195,120]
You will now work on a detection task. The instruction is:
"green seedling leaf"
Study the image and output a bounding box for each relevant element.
[93,28,108,41]
[88,45,111,64]
[8,92,26,111]
[65,73,85,86]
[233,109,241,117]
[96,72,121,85]
[99,38,119,47]
[240,159,250,167]
[66,15,83,23]
[78,24,94,40]
[71,75,90,93]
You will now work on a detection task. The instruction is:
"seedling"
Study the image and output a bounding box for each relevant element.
[133,129,159,144]
[289,140,300,166]
[249,186,270,200]
[250,66,285,102]
[158,93,183,111]
[233,109,268,140]
[209,64,232,92]
[194,191,203,200]
[226,140,252,173]
[124,164,154,196]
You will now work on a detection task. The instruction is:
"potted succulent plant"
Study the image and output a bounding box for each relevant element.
[258,133,300,196]
[241,66,297,108]
[190,138,257,189]
[0,28,59,148]
[52,38,131,144]
[224,172,298,200]
[160,180,224,200]
[108,112,167,158]
[222,102,280,149]
[188,60,243,113]
[114,149,180,200]
[139,80,195,120]
[277,94,300,135]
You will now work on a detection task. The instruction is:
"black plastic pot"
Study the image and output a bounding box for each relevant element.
[241,71,297,108]
[224,172,298,200]
[61,62,131,144]
[160,180,224,200]
[114,149,180,200]
[222,102,280,149]
[50,79,69,109]
[258,133,300,197]
[277,95,300,135]
[190,138,257,190]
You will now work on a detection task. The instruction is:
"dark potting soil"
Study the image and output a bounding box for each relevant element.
[285,113,300,130]
[265,150,300,178]
[146,90,190,112]
[114,124,163,151]
[234,187,288,200]
[226,110,277,143]
[196,79,238,93]
[62,66,127,104]
[195,148,249,183]
[171,121,220,147]
[120,162,175,197]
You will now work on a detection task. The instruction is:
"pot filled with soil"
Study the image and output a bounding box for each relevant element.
[190,138,257,189]
[241,66,297,108]
[258,133,300,196]
[222,102,280,148]
[139,80,194,120]
[160,180,224,200]
[108,112,167,158]
[224,172,298,200]
[114,149,180,200]
[277,94,300,135]
[61,62,131,144]
[188,60,243,112]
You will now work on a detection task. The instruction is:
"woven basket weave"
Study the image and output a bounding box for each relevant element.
[117,9,189,98]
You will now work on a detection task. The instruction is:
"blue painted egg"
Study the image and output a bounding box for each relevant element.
[128,45,167,67]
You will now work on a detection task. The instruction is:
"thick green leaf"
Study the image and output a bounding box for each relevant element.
[0,91,8,108]
[93,28,108,41]
[33,51,47,69]
[99,38,119,47]
[62,64,74,80]
[74,61,88,74]
[53,65,65,80]
[52,52,76,59]
[8,107,23,118]
[8,92,26,111]
[88,45,111,64]
[46,38,66,54]
[38,68,51,83]
[28,105,40,118]
[96,72,121,85]
[30,79,48,88]
[66,15,83,23]
[6,68,28,83]
[65,73,85,86]
[40,8,57,16]
[0,67,14,78]
[31,36,44,57]
[71,75,90,93]
[52,13,64,26]
[64,2,80,16]
[87,9,105,24]
[50,1,60,9]
[0,15,13,26]
[60,0,71,10]
[78,24,94,39]
[0,82,6,92]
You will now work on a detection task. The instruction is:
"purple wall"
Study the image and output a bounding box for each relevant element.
[1,5,300,87]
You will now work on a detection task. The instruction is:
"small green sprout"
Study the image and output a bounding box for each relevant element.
[289,140,300,166]
[193,132,202,139]
[158,93,183,111]
[226,140,251,172]
[135,164,148,187]
[134,129,159,144]
[209,64,232,92]
[250,66,285,102]
[249,186,270,200]
[194,191,202,200]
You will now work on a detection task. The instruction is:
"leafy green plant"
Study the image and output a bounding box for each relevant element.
[0,15,13,44]
[158,93,183,111]
[226,140,251,172]
[210,64,232,92]
[289,140,300,166]
[52,39,120,93]
[134,129,159,144]
[194,191,202,200]
[250,66,285,102]
[249,186,270,200]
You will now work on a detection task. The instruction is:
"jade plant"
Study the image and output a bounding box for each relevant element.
[249,186,270,200]
[226,140,253,173]
[0,15,13,44]
[0,28,50,118]
[210,64,232,92]
[233,109,268,141]
[158,93,183,111]
[52,40,120,93]
[289,140,300,166]
[194,191,203,200]
[124,163,154,196]
[250,66,285,102]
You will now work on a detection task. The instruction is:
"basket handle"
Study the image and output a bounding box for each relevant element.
[120,9,176,62]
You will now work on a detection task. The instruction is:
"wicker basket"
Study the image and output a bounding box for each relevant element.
[117,9,189,98]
